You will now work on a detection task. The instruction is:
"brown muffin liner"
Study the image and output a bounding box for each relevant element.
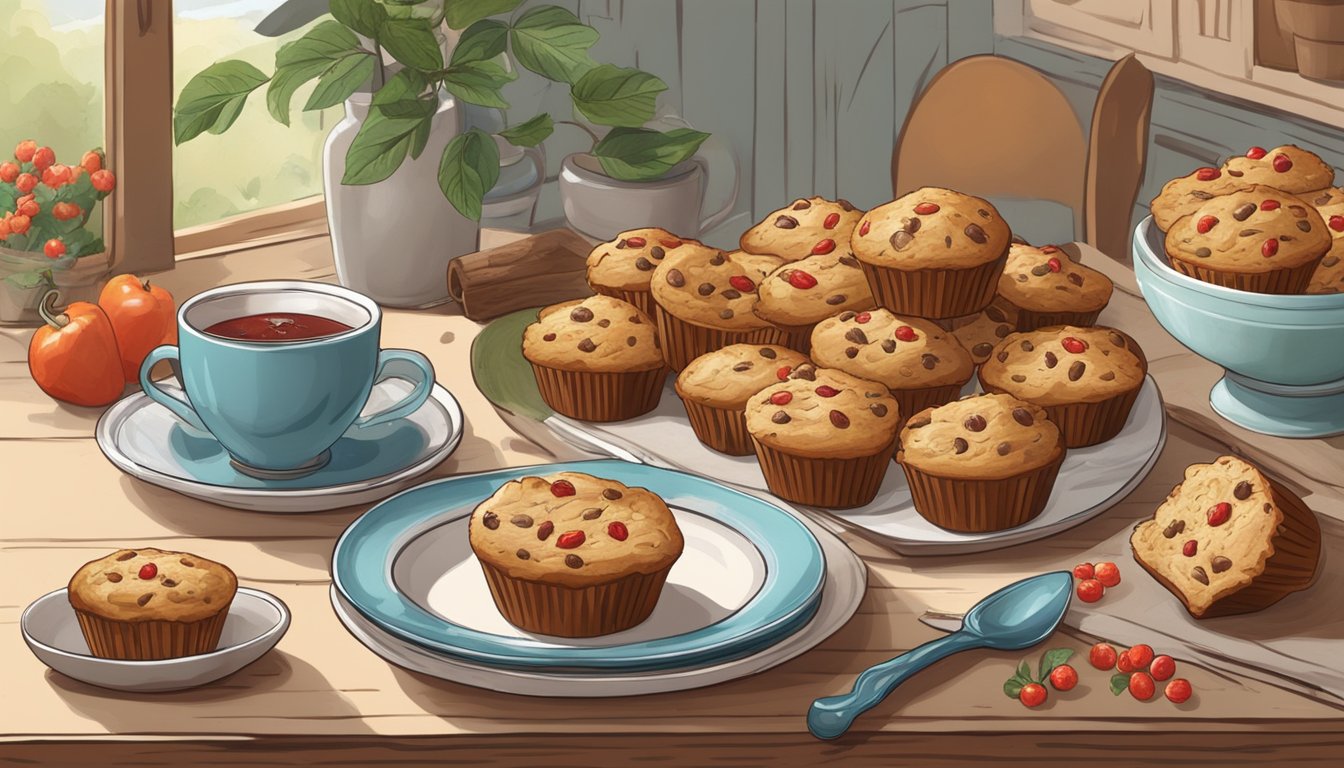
[764,320,814,355]
[478,561,674,637]
[74,604,232,660]
[1168,256,1319,295]
[530,362,665,422]
[860,248,1008,319]
[752,437,896,509]
[978,373,1142,448]
[654,306,780,371]
[680,398,753,455]
[1011,307,1104,333]
[899,447,1066,532]
[890,383,968,436]
[591,285,655,319]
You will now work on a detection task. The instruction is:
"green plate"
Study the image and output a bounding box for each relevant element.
[470,307,553,423]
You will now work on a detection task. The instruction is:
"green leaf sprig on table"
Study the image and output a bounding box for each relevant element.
[171,0,710,220]
[1002,647,1075,699]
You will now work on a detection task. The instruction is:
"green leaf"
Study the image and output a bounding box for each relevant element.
[450,19,508,66]
[1038,648,1075,681]
[268,20,365,125]
[305,53,376,110]
[499,113,553,147]
[445,0,523,30]
[1003,678,1025,699]
[410,116,432,160]
[371,68,436,120]
[510,6,597,83]
[442,60,515,109]
[1017,660,1034,684]
[341,102,432,185]
[0,185,15,214]
[437,128,499,221]
[570,64,666,127]
[329,0,387,38]
[4,270,49,289]
[379,16,444,71]
[591,127,710,182]
[174,60,270,144]
[1110,673,1131,696]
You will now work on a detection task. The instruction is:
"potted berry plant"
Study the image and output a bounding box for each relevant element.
[0,140,117,324]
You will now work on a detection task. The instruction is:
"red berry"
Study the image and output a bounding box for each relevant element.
[1018,682,1047,708]
[823,212,841,229]
[913,202,940,215]
[1117,650,1136,673]
[858,220,871,236]
[770,391,793,405]
[1330,215,1344,232]
[1126,644,1155,669]
[550,479,576,497]
[17,195,38,217]
[1182,539,1198,557]
[1272,153,1293,173]
[0,162,16,182]
[555,530,586,549]
[729,274,756,292]
[1195,167,1220,181]
[1164,678,1193,704]
[1260,199,1281,211]
[787,269,818,289]
[81,150,103,174]
[1150,655,1176,682]
[1246,146,1268,159]
[776,365,792,380]
[8,214,30,235]
[1076,578,1104,603]
[15,172,37,194]
[1061,336,1088,354]
[660,238,682,248]
[14,140,36,163]
[1196,215,1218,234]
[1094,561,1121,588]
[893,325,917,342]
[43,238,65,258]
[607,521,629,541]
[0,219,10,239]
[1072,562,1095,580]
[1047,257,1062,272]
[1040,245,1059,254]
[855,311,871,324]
[31,146,55,172]
[1262,237,1280,257]
[1089,643,1117,670]
[1049,664,1078,692]
[624,236,647,248]
[1129,671,1156,701]
[138,562,157,580]
[1207,501,1232,526]
[91,169,117,193]
[811,238,836,255]
[43,163,72,188]
[815,385,840,398]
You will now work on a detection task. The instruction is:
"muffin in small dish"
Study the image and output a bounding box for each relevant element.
[650,247,782,371]
[739,196,863,262]
[1149,166,1251,232]
[752,251,875,353]
[586,228,707,318]
[1220,144,1334,194]
[675,343,810,455]
[997,243,1114,330]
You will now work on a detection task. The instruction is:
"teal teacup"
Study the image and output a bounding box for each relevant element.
[139,280,435,478]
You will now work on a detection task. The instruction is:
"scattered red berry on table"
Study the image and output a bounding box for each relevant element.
[0,162,17,182]
[1076,578,1104,603]
[44,238,66,258]
[14,139,37,163]
[91,169,117,193]
[31,145,55,171]
[1165,678,1193,704]
[1129,671,1156,701]
[15,172,37,194]
[1072,562,1095,580]
[1094,562,1121,588]
[1117,650,1136,673]
[1126,644,1155,669]
[1150,655,1176,682]
[1019,683,1047,708]
[1090,643,1117,670]
[1049,664,1078,692]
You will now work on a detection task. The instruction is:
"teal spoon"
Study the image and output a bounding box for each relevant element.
[807,571,1073,740]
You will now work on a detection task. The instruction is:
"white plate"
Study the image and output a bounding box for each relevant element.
[21,587,290,692]
[95,378,464,513]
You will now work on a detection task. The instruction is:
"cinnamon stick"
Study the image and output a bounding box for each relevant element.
[448,229,595,321]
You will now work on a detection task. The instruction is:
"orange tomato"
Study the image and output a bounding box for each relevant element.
[81,150,103,174]
[28,291,125,407]
[14,140,37,163]
[98,274,177,382]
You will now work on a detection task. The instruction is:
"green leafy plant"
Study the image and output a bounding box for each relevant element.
[173,0,709,220]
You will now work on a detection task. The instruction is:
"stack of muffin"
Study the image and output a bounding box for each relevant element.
[1150,143,1343,295]
[520,188,1149,531]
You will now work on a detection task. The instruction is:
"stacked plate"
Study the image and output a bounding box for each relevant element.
[330,459,866,696]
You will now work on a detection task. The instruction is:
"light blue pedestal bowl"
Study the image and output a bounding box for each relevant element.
[1133,216,1344,438]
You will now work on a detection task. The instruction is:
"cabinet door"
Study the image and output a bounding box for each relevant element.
[1022,0,1175,57]
[1174,0,1254,77]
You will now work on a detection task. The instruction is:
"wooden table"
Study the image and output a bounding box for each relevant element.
[3,234,1343,767]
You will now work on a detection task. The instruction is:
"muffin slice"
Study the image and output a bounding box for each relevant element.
[753,251,875,353]
[649,247,783,371]
[674,343,810,455]
[740,196,864,262]
[1304,187,1344,294]
[1221,144,1335,194]
[586,228,706,317]
[997,243,1114,331]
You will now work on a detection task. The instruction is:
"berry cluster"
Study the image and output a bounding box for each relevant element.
[1072,560,1121,603]
[1090,642,1192,704]
[1,139,116,259]
[1002,647,1078,709]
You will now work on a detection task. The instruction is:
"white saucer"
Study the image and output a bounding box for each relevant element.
[95,378,464,513]
[21,587,290,693]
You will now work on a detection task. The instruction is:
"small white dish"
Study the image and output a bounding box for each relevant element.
[21,587,290,693]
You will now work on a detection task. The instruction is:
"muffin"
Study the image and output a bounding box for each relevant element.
[978,325,1147,448]
[67,548,237,660]
[809,309,973,433]
[674,343,810,455]
[469,472,684,637]
[945,300,1019,364]
[745,363,900,508]
[1131,456,1320,619]
[1165,185,1331,294]
[1149,166,1251,232]
[752,252,876,352]
[1305,187,1344,294]
[898,393,1065,532]
[997,243,1114,330]
[649,247,783,371]
[740,196,864,262]
[523,295,665,422]
[1220,144,1335,194]
[586,228,707,318]
[850,187,1011,318]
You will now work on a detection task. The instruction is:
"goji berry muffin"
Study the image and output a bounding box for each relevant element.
[946,300,1018,364]
[809,309,972,433]
[1149,166,1251,232]
[739,196,864,262]
[997,243,1114,330]
[752,252,875,353]
[586,228,708,318]
[469,472,685,637]
[745,363,900,508]
[1305,187,1344,294]
[675,343,810,455]
[67,548,237,660]
[850,186,1012,318]
[523,295,665,422]
[1130,456,1320,619]
[649,247,783,371]
[978,325,1147,448]
[1164,185,1331,294]
[1220,144,1335,195]
[898,393,1065,532]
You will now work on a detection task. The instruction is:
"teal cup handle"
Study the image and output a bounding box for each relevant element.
[353,349,435,429]
[139,345,209,432]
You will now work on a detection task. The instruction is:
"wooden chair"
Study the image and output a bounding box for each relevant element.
[891,54,1154,263]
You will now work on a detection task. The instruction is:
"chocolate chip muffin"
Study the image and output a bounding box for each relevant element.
[809,309,973,433]
[739,196,864,262]
[978,325,1147,448]
[997,244,1114,330]
[68,548,237,660]
[586,228,708,318]
[649,247,783,371]
[523,295,665,422]
[674,343,810,455]
[752,251,876,353]
[898,393,1065,532]
[745,363,900,508]
[1149,166,1251,232]
[1165,185,1331,294]
[945,300,1019,364]
[1221,144,1335,195]
[850,186,1011,318]
[1305,187,1344,294]
[469,472,684,637]
[1130,456,1320,619]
